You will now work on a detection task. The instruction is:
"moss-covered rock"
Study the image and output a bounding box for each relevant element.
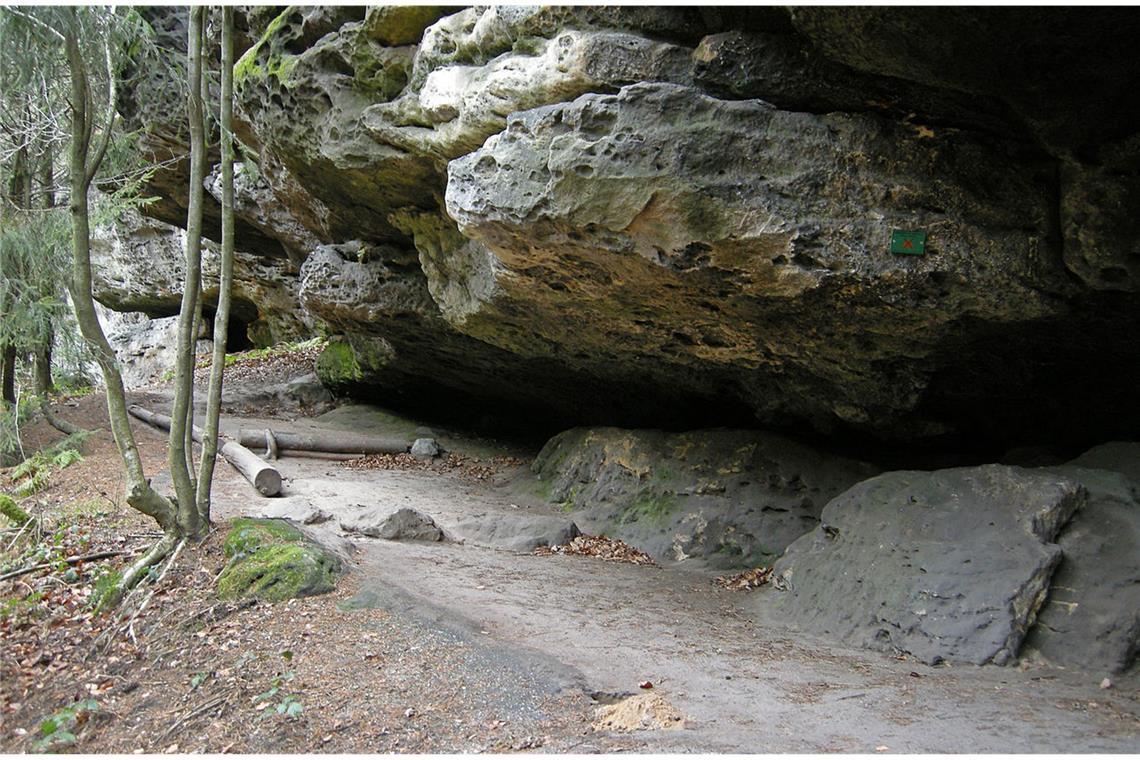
[223,517,305,558]
[217,518,343,602]
[315,335,395,391]
[0,494,31,526]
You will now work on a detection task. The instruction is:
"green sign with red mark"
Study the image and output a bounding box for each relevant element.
[891,229,926,255]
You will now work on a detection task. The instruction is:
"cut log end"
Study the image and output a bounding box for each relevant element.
[253,468,283,497]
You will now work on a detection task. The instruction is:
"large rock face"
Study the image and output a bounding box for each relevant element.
[769,466,1085,666]
[532,427,878,566]
[444,82,1067,438]
[102,6,1140,448]
[91,206,309,347]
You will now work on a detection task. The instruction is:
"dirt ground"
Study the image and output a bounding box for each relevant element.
[1,360,1138,754]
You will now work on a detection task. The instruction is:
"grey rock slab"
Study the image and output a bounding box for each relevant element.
[450,513,581,553]
[340,505,444,541]
[1023,466,1140,674]
[770,465,1085,666]
[410,438,442,460]
[532,427,877,567]
[258,500,332,526]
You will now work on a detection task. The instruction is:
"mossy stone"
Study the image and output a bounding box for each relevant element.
[217,544,342,602]
[223,517,304,559]
[315,337,393,390]
[217,518,343,602]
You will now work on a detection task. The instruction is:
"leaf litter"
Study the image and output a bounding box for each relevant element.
[534,534,657,566]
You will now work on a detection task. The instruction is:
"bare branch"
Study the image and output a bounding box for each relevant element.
[85,32,118,185]
[3,7,65,42]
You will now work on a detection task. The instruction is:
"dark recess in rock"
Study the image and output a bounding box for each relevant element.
[790,7,1140,157]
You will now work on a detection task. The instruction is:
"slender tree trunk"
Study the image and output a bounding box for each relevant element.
[34,340,82,436]
[63,11,178,535]
[196,6,236,523]
[39,145,54,209]
[34,329,54,395]
[184,287,202,482]
[1,345,16,405]
[167,6,208,539]
[34,152,57,398]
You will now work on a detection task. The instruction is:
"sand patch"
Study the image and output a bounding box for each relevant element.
[593,693,687,733]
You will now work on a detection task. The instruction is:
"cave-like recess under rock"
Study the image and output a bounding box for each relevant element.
[101,5,1140,450]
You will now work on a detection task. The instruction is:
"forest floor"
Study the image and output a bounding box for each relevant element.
[0,352,1137,754]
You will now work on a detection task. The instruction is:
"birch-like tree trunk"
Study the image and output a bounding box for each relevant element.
[196,6,236,523]
[61,9,179,540]
[166,5,208,540]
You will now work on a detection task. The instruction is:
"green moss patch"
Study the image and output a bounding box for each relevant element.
[315,336,393,390]
[218,518,343,602]
[619,491,679,525]
[0,494,30,526]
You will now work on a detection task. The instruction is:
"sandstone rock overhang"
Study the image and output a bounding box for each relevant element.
[102,6,1140,451]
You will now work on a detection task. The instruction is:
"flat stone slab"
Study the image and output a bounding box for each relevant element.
[340,505,444,541]
[1024,464,1140,674]
[450,513,581,553]
[771,465,1084,666]
[259,500,332,525]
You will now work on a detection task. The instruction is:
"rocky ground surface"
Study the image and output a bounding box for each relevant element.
[1,353,1137,753]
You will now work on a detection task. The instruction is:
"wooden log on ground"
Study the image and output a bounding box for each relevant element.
[128,405,281,497]
[220,440,282,496]
[128,405,191,438]
[237,429,410,455]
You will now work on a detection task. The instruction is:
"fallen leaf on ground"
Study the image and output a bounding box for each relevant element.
[534,535,656,566]
[713,566,772,591]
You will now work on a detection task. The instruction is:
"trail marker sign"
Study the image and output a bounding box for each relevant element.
[891,229,927,255]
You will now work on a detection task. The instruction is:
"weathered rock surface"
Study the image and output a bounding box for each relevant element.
[410,438,442,460]
[450,513,580,553]
[106,6,1140,448]
[787,7,1140,157]
[444,81,1080,439]
[92,206,309,346]
[258,500,332,526]
[1067,442,1140,485]
[97,309,210,389]
[1023,464,1140,674]
[532,427,877,567]
[770,466,1084,666]
[339,505,443,541]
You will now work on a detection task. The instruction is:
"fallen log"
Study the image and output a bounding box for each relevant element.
[127,405,281,497]
[237,428,410,455]
[220,440,282,496]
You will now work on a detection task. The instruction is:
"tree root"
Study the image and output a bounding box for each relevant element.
[0,549,126,583]
[38,396,85,436]
[89,534,183,657]
[109,533,179,610]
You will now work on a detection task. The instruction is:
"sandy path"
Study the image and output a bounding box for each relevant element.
[207,450,1138,752]
[134,392,1139,752]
